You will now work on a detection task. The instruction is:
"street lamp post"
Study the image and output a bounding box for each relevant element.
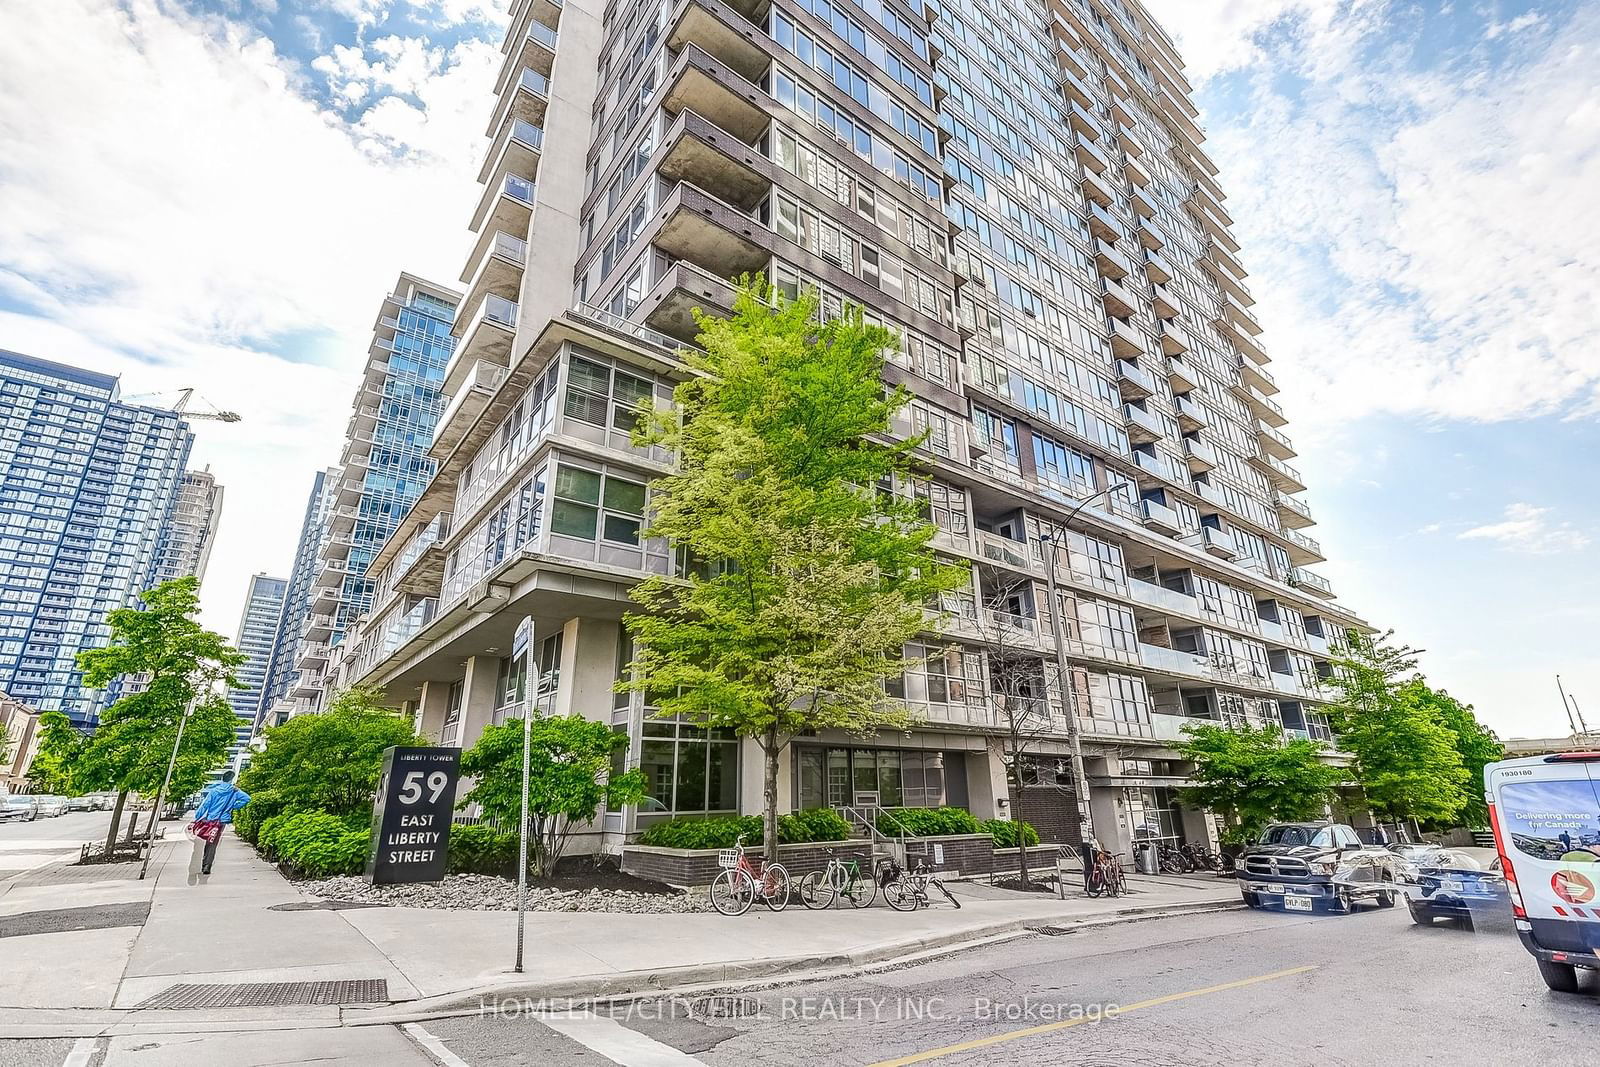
[1036,481,1133,882]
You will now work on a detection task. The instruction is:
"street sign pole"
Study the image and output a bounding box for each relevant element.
[512,616,534,974]
[139,686,200,881]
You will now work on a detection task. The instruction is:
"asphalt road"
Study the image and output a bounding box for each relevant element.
[0,809,114,845]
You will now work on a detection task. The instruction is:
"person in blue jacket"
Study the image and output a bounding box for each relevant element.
[190,770,250,876]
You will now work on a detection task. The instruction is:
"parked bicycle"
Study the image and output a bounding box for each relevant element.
[798,847,877,909]
[1180,842,1225,872]
[1085,846,1128,897]
[708,835,791,916]
[879,854,961,911]
[1155,840,1193,874]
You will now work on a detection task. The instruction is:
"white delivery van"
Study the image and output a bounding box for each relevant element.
[1485,752,1600,992]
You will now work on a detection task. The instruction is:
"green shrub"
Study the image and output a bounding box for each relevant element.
[981,818,1040,848]
[636,809,851,850]
[876,806,981,838]
[233,787,289,845]
[255,810,372,877]
[448,824,518,875]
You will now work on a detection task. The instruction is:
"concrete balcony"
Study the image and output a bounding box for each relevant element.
[1276,491,1315,529]
[1239,358,1279,397]
[1223,289,1263,336]
[318,556,348,585]
[486,66,549,148]
[1257,422,1296,460]
[296,643,331,668]
[1131,448,1179,487]
[1158,320,1191,356]
[322,528,356,561]
[459,229,528,310]
[1252,450,1307,493]
[1284,528,1325,565]
[1081,168,1116,208]
[290,671,325,701]
[1222,319,1270,365]
[1128,577,1199,619]
[1123,153,1151,187]
[1129,186,1157,218]
[1174,394,1206,432]
[494,15,557,94]
[1093,238,1131,280]
[662,44,769,145]
[1124,403,1163,444]
[470,172,536,241]
[1166,356,1199,394]
[1184,437,1218,473]
[1115,358,1156,399]
[639,259,738,343]
[1067,100,1103,141]
[666,0,770,84]
[1087,201,1123,243]
[1144,249,1174,285]
[1198,525,1238,560]
[1107,316,1145,359]
[1207,238,1250,288]
[444,294,518,395]
[433,360,507,458]
[651,181,769,279]
[1140,497,1181,535]
[302,613,336,642]
[1100,276,1138,319]
[349,403,380,435]
[1289,567,1335,599]
[1192,477,1227,511]
[325,503,358,537]
[1075,135,1111,175]
[1137,217,1167,251]
[1234,380,1288,427]
[1060,66,1095,110]
[1115,121,1143,157]
[1109,96,1135,130]
[310,585,341,614]
[657,107,769,212]
[476,115,543,190]
[1151,283,1179,320]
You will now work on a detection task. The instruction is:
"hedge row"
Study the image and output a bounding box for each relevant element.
[635,809,851,850]
[251,810,521,879]
[874,808,1039,847]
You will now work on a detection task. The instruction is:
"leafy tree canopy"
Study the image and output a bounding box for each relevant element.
[25,711,86,795]
[1177,722,1346,846]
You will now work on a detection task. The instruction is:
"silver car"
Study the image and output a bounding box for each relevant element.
[34,795,69,818]
[2,793,40,821]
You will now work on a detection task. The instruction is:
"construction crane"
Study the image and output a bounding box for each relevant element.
[123,387,242,423]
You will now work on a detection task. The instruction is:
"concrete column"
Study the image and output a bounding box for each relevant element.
[1089,786,1130,856]
[738,738,794,818]
[457,654,501,751]
[551,617,619,725]
[414,680,452,744]
[965,740,1009,819]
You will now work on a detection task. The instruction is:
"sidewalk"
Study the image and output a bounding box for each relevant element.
[0,830,1241,1027]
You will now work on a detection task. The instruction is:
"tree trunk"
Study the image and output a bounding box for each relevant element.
[125,804,142,845]
[762,729,781,867]
[1011,768,1030,888]
[104,789,129,856]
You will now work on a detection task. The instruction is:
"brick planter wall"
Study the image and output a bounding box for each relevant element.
[892,834,996,877]
[991,845,1062,877]
[622,840,874,888]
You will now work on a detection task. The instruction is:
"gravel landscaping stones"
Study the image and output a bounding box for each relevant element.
[300,873,711,913]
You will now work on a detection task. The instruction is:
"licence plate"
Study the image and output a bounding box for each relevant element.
[1440,878,1464,893]
[1267,883,1285,895]
[1284,894,1313,911]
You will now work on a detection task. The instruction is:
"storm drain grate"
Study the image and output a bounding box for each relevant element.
[136,979,389,1009]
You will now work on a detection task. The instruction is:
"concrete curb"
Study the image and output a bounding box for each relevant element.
[348,896,1241,1024]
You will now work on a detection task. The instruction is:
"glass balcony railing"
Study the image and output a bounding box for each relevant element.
[503,173,535,205]
[527,19,558,49]
[1277,492,1313,522]
[517,67,549,97]
[482,293,519,329]
[491,231,528,263]
[510,119,544,150]
[1289,567,1334,596]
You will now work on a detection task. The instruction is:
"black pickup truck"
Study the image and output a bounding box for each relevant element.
[1237,822,1403,913]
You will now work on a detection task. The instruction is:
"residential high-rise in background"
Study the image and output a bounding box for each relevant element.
[257,467,340,729]
[292,274,459,713]
[148,466,224,589]
[0,350,193,727]
[337,0,1367,860]
[224,573,287,771]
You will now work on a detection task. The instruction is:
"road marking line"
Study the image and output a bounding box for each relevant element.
[403,1022,473,1067]
[537,1011,705,1066]
[62,1037,98,1067]
[869,964,1318,1066]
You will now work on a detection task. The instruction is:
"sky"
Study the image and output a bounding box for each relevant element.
[0,0,1595,740]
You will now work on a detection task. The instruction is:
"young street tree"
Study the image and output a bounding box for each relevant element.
[75,577,244,854]
[459,714,646,877]
[622,282,970,864]
[1177,722,1346,846]
[25,712,87,795]
[1417,683,1502,828]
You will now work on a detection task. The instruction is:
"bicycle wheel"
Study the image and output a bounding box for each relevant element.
[883,876,918,911]
[930,877,961,910]
[762,863,791,912]
[845,867,877,909]
[1085,866,1106,897]
[799,869,836,910]
[710,869,754,916]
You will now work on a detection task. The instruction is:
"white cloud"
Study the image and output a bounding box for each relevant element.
[1458,503,1592,554]
[0,0,496,634]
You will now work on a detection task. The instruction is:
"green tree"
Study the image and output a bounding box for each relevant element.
[75,576,245,853]
[1417,683,1501,828]
[24,712,87,795]
[1323,630,1470,829]
[1177,723,1347,846]
[458,715,646,878]
[621,282,970,863]
[236,686,421,831]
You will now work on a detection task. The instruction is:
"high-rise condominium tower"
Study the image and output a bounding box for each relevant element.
[339,0,1365,859]
[257,467,339,729]
[0,350,193,727]
[149,467,224,589]
[224,573,287,771]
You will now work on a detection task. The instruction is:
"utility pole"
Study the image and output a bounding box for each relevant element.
[139,685,202,881]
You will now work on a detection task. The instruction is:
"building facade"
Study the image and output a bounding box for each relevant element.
[148,467,224,590]
[293,275,459,713]
[257,467,340,729]
[224,573,287,770]
[1,690,41,792]
[0,350,193,727]
[341,0,1366,859]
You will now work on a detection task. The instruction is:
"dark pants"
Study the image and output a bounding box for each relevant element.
[202,833,220,873]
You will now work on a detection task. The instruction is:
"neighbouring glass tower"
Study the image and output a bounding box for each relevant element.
[224,573,287,770]
[0,350,193,727]
[337,0,1367,859]
[297,274,459,711]
[257,467,339,729]
[148,466,224,589]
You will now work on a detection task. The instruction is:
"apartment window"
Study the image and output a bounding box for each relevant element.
[564,355,655,433]
[639,720,739,815]
[550,464,647,546]
[441,680,463,746]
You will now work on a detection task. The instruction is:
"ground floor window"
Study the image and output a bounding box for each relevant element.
[638,720,738,816]
[795,746,959,809]
[1127,786,1184,842]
